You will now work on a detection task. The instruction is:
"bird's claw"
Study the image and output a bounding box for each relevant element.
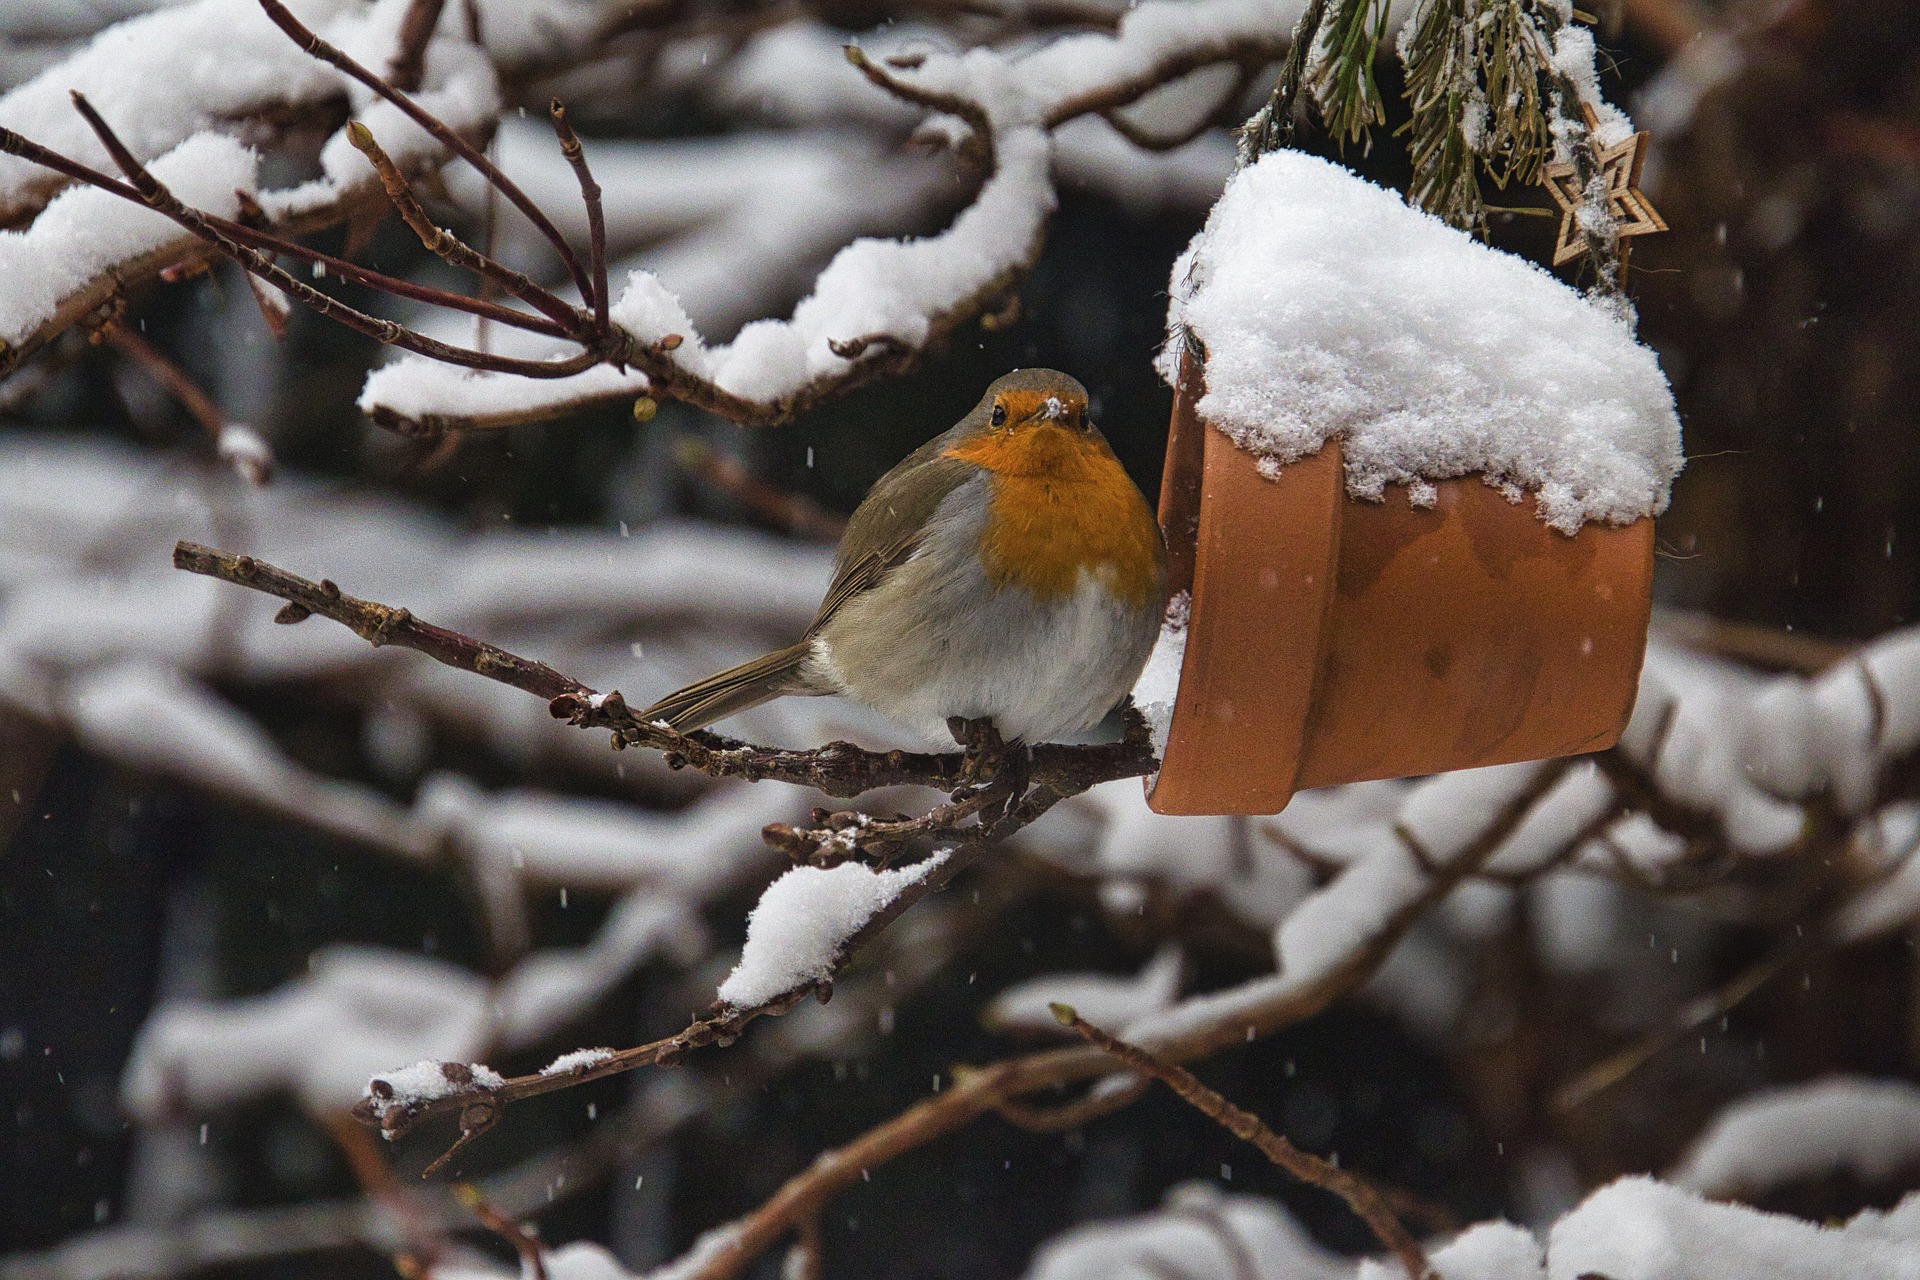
[947,715,1031,824]
[948,715,1007,791]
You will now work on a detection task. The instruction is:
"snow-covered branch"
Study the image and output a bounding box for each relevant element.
[0,0,1292,431]
[0,0,505,372]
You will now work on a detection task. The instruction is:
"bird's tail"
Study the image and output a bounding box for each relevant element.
[638,641,817,732]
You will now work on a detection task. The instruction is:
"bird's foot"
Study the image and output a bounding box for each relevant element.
[948,715,1030,822]
[948,715,1008,792]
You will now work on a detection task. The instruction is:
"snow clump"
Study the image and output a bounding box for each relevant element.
[717,852,947,1008]
[1158,151,1684,534]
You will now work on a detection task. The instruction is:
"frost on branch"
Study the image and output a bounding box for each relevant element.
[1159,150,1684,532]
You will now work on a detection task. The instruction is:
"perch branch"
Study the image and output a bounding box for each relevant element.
[169,542,1153,799]
[167,540,1155,1166]
[1053,1005,1435,1280]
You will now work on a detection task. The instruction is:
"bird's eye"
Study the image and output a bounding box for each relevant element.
[990,403,1007,427]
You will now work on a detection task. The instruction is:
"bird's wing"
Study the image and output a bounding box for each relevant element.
[808,441,978,636]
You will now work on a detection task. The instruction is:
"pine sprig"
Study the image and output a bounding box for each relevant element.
[1243,0,1636,296]
[1312,0,1393,147]
[1399,0,1483,225]
[1476,0,1565,189]
[1238,0,1332,163]
[1396,0,1596,231]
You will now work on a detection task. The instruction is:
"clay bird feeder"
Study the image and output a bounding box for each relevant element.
[1137,153,1682,816]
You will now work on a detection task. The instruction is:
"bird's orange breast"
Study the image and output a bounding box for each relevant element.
[943,423,1162,608]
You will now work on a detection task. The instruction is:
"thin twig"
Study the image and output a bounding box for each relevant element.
[843,46,996,147]
[452,1185,548,1280]
[39,101,603,381]
[211,216,574,339]
[673,438,847,541]
[387,0,448,92]
[992,1075,1152,1131]
[1552,919,1824,1113]
[255,0,597,306]
[0,118,566,342]
[1052,1006,1434,1280]
[100,323,230,443]
[323,1112,443,1274]
[1044,37,1281,130]
[548,99,610,341]
[1100,60,1257,152]
[352,826,1016,1168]
[1237,0,1329,161]
[343,121,587,334]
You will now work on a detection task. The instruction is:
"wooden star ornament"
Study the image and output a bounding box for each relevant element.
[1543,130,1667,268]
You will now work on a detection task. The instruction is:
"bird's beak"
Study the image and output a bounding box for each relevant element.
[1025,396,1068,425]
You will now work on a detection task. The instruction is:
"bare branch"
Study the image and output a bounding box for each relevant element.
[342,120,588,335]
[210,217,575,340]
[169,541,1154,797]
[672,438,847,541]
[39,100,604,381]
[387,0,449,93]
[452,1185,547,1280]
[1043,36,1282,130]
[254,0,597,306]
[1053,1005,1435,1280]
[100,323,232,446]
[547,99,611,341]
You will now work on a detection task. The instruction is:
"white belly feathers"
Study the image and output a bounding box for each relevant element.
[805,475,1162,745]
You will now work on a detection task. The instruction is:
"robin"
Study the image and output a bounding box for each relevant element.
[642,368,1168,745]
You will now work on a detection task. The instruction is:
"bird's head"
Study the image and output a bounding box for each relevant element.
[945,369,1107,478]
